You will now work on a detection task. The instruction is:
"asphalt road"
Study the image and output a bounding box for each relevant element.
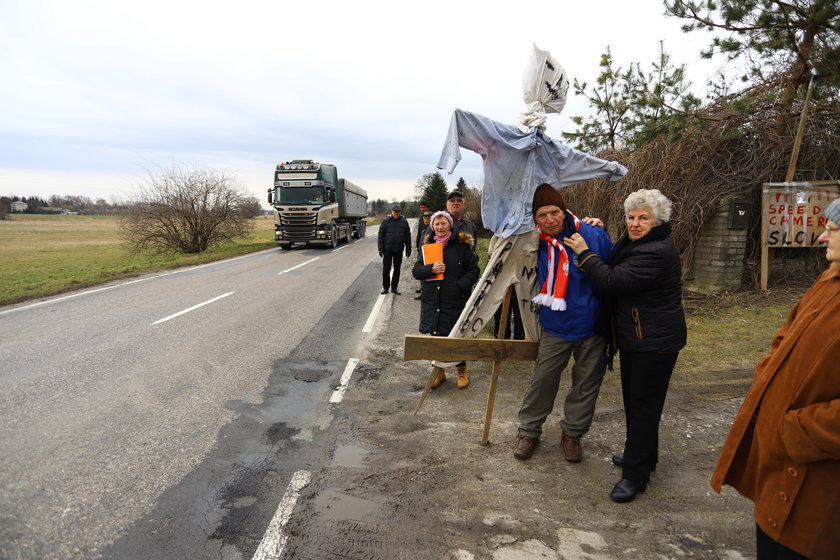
[0,226,394,560]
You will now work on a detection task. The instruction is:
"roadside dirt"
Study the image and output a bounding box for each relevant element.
[282,263,774,559]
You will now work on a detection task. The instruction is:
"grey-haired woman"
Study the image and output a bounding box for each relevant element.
[564,189,687,503]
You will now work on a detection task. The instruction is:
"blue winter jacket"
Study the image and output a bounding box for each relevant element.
[537,215,613,341]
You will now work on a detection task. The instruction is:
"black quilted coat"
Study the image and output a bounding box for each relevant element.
[412,233,479,336]
[575,222,686,355]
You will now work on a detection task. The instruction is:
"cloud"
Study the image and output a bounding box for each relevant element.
[0,0,721,203]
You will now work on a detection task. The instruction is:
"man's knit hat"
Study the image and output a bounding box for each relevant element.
[826,198,840,225]
[532,183,567,219]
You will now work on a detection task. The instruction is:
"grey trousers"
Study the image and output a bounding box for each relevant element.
[518,332,607,439]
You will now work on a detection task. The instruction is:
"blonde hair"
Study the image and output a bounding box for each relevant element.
[624,189,673,225]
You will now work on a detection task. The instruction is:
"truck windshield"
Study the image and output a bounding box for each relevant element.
[275,186,325,205]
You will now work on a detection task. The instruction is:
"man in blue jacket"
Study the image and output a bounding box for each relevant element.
[513,184,613,463]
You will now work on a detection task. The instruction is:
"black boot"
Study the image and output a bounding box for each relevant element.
[610,478,647,503]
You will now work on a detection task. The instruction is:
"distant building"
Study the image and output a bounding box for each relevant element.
[11,201,28,213]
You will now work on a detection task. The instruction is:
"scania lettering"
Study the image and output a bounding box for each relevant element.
[267,160,368,249]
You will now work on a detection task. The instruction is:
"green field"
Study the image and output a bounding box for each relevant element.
[0,214,276,305]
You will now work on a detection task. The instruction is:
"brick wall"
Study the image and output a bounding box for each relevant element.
[686,197,749,293]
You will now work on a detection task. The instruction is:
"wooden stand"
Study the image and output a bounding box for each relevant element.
[404,287,538,445]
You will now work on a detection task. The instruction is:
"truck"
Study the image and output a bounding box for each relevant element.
[267,159,368,249]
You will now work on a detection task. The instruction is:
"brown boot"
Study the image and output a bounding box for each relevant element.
[561,431,582,463]
[456,365,469,389]
[430,369,446,389]
[513,434,538,460]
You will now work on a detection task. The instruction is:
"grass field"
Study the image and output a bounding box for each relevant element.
[0,214,276,305]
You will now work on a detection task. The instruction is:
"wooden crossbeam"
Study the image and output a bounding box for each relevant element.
[403,335,538,362]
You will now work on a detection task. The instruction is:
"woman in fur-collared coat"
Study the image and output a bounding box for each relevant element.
[412,211,479,389]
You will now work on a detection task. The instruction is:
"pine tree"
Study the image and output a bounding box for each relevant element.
[416,172,449,212]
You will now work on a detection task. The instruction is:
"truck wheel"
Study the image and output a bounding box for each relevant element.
[329,226,338,248]
[280,244,291,251]
[358,222,365,238]
[346,227,352,244]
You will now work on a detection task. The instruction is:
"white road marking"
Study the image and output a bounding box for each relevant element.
[277,257,320,275]
[362,293,386,333]
[331,245,348,252]
[329,358,360,404]
[151,291,235,325]
[251,470,312,560]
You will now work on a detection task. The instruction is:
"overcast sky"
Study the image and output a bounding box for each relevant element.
[0,0,723,206]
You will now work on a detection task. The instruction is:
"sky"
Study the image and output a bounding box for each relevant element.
[0,0,724,207]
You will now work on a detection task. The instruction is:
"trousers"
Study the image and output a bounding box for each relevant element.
[382,251,403,290]
[619,350,679,482]
[518,332,607,439]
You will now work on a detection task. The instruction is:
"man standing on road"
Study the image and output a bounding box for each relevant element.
[710,198,840,560]
[513,184,613,464]
[378,203,411,295]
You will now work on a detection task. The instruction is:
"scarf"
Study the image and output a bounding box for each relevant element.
[532,212,580,311]
[434,230,452,245]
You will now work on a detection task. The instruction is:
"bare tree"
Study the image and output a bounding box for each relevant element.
[121,165,254,254]
[237,196,264,219]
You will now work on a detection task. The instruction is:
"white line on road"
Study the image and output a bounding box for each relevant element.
[362,293,386,333]
[277,257,320,275]
[252,470,312,560]
[151,291,235,325]
[329,358,360,404]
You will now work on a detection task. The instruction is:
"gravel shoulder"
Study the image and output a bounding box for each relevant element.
[283,259,759,560]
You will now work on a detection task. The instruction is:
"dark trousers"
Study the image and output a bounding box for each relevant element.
[382,251,403,290]
[493,287,525,340]
[619,350,679,482]
[756,524,810,560]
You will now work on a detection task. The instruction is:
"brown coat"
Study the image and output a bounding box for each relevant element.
[710,265,840,560]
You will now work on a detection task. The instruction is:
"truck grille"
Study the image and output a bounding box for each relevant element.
[279,212,317,239]
[280,212,316,226]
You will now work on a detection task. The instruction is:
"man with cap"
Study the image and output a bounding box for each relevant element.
[378,203,412,295]
[424,191,477,250]
[513,183,613,464]
[415,210,434,300]
[710,197,840,560]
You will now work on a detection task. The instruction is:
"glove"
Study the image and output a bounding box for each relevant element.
[379,250,383,257]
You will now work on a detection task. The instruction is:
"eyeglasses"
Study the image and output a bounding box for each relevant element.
[825,225,840,235]
[448,198,465,203]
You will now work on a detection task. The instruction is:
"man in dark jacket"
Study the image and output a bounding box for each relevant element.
[378,203,412,295]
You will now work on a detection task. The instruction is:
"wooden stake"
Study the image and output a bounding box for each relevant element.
[413,366,444,415]
[480,286,513,446]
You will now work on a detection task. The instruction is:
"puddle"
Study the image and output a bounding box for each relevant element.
[331,443,368,468]
[313,489,379,521]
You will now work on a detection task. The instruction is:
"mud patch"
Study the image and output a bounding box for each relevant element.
[331,443,368,468]
[313,489,379,521]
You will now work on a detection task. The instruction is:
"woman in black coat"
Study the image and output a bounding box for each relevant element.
[564,189,686,503]
[412,211,479,389]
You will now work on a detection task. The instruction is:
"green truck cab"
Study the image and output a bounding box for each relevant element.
[267,160,368,249]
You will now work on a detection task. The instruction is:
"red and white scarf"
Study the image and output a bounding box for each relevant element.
[532,212,581,311]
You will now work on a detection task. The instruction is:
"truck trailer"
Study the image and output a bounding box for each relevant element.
[267,160,368,249]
